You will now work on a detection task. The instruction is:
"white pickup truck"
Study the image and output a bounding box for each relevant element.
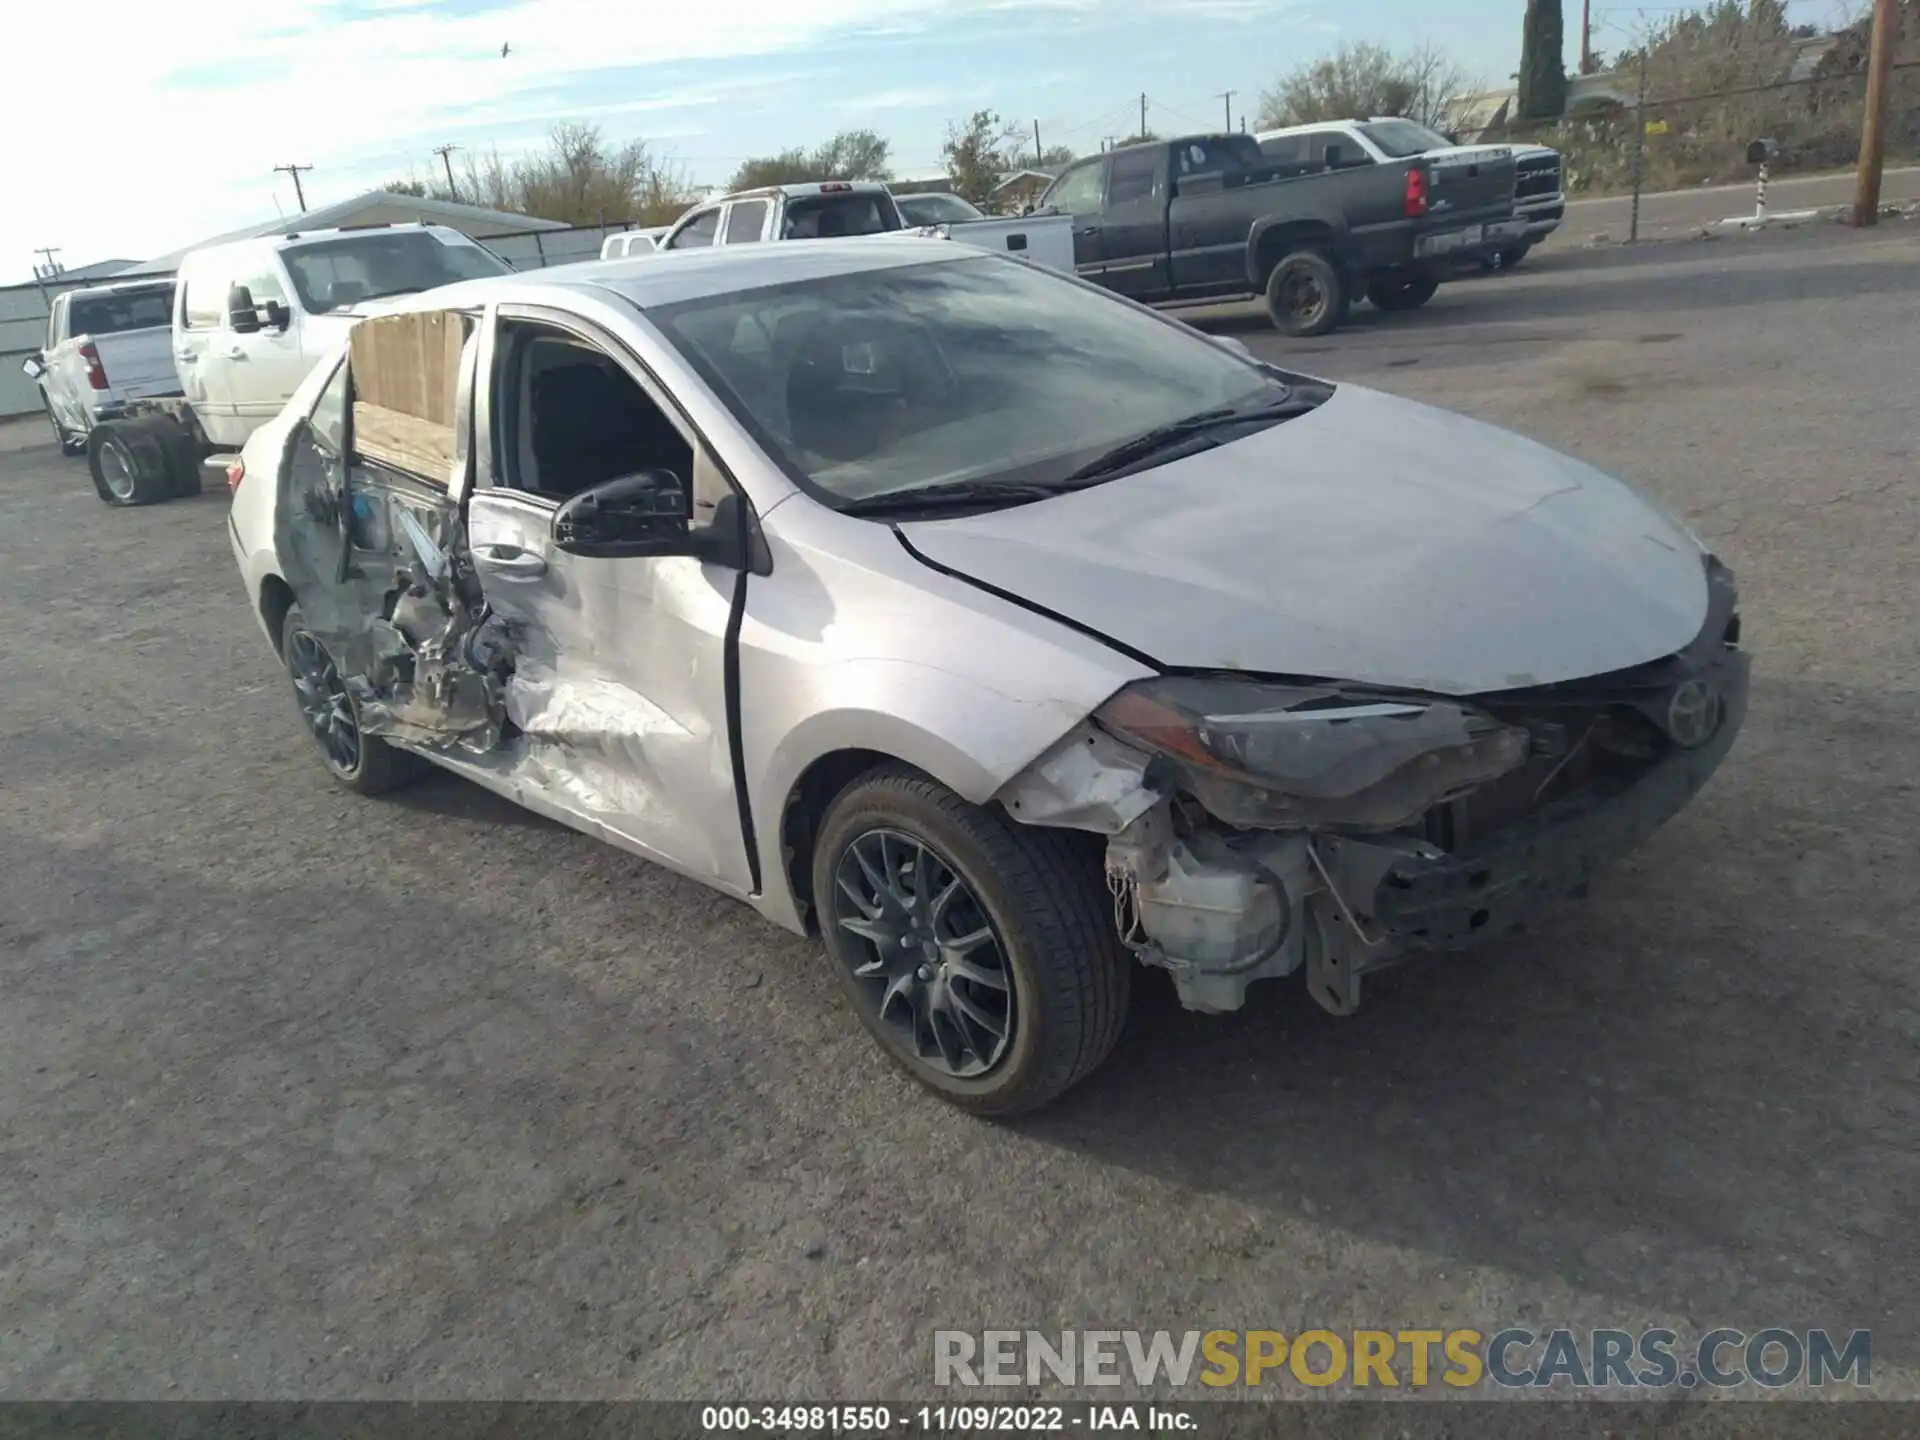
[22,279,180,456]
[49,222,512,508]
[614,180,1077,275]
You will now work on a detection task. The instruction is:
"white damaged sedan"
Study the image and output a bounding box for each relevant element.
[227,238,1748,1114]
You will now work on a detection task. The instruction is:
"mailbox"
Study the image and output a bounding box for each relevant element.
[1747,138,1781,165]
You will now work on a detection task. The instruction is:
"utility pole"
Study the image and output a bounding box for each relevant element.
[1139,92,1148,139]
[1218,90,1236,130]
[1852,0,1899,226]
[1580,0,1594,76]
[432,143,461,201]
[274,163,312,212]
[1033,119,1042,168]
[1629,47,1648,243]
[32,245,62,278]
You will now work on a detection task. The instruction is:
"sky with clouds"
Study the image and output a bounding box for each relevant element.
[4,0,1843,283]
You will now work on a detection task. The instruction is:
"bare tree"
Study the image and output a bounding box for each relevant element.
[381,124,698,226]
[944,110,1028,203]
[728,130,894,191]
[1258,40,1481,133]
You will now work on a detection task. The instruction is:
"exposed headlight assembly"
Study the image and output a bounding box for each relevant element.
[1095,676,1530,831]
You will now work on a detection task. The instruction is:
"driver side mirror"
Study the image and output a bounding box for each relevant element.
[263,300,291,331]
[227,284,262,334]
[21,354,46,381]
[553,471,693,558]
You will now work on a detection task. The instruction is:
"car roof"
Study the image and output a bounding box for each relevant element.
[376,236,977,316]
[184,223,462,260]
[709,180,894,204]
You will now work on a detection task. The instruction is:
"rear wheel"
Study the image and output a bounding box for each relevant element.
[86,421,172,506]
[1264,248,1349,338]
[812,766,1129,1116]
[1367,273,1441,311]
[280,603,422,796]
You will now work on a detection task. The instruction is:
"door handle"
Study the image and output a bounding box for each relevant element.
[472,544,548,579]
[1077,225,1099,236]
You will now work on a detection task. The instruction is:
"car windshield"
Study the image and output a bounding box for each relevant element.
[280,232,510,314]
[896,193,985,225]
[649,256,1285,506]
[69,286,174,336]
[1359,120,1454,158]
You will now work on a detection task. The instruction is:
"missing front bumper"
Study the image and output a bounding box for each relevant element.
[1370,650,1750,950]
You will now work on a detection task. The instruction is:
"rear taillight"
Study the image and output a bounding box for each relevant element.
[79,342,108,390]
[1404,166,1429,218]
[227,458,246,493]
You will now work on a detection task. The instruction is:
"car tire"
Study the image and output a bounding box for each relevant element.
[1367,274,1441,311]
[1264,248,1349,338]
[44,396,85,457]
[812,765,1130,1116]
[279,603,423,796]
[86,421,173,507]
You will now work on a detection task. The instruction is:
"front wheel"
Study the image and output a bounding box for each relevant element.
[1367,273,1441,312]
[280,603,422,796]
[44,397,85,457]
[812,766,1130,1115]
[1264,248,1349,338]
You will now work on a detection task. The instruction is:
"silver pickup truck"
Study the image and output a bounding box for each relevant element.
[22,279,179,455]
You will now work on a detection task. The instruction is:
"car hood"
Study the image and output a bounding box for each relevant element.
[897,385,1710,697]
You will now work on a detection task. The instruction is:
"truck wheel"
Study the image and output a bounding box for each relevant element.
[1367,274,1441,311]
[87,422,174,508]
[1264,249,1348,338]
[43,396,85,457]
[159,425,205,498]
[812,765,1130,1116]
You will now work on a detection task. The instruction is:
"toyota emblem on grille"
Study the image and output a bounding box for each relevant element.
[1666,679,1720,748]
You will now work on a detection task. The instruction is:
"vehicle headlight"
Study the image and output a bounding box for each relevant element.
[1094,676,1530,832]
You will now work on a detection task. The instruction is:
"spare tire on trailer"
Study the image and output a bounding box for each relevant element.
[87,420,175,508]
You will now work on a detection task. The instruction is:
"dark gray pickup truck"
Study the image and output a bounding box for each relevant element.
[1035,133,1525,336]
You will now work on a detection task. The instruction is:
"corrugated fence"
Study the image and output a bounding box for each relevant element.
[1,222,636,421]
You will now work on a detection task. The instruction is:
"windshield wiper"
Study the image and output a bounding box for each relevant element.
[839,480,1075,518]
[1063,388,1320,483]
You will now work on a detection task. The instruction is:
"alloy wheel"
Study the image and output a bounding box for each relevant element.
[97,439,137,502]
[831,828,1015,1078]
[286,627,361,774]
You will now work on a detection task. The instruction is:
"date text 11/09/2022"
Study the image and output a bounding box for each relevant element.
[701,1407,1195,1433]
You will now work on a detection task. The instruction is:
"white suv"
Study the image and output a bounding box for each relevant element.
[1256,117,1564,267]
[172,223,511,449]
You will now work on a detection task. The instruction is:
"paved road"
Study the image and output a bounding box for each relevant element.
[2,227,1917,1404]
[1546,165,1920,245]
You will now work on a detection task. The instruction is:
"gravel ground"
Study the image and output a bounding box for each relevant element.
[1,224,1916,1406]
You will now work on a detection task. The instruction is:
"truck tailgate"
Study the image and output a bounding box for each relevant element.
[87,327,179,401]
[903,214,1077,275]
[1425,146,1517,224]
